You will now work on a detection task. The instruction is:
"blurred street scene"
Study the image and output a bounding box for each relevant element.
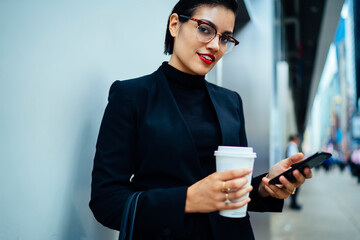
[271,166,360,240]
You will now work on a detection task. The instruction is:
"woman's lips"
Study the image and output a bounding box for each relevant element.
[197,53,215,64]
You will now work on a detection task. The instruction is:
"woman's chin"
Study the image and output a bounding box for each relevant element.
[199,65,215,76]
[189,62,213,75]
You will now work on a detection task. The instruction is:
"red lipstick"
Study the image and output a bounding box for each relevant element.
[197,53,215,64]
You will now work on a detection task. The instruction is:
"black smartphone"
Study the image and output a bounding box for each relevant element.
[268,152,332,185]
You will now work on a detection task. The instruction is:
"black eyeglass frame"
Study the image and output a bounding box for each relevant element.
[178,15,239,50]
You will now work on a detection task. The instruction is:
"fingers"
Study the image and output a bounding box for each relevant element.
[262,177,289,199]
[215,176,252,201]
[214,170,253,211]
[216,185,252,210]
[228,185,253,200]
[282,152,304,168]
[261,168,309,199]
[216,169,252,181]
[215,170,252,197]
[303,167,313,179]
[219,197,251,210]
[285,168,312,187]
[292,169,305,186]
[279,176,296,193]
[186,169,253,213]
[224,177,249,191]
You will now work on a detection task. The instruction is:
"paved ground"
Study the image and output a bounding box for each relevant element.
[270,167,360,240]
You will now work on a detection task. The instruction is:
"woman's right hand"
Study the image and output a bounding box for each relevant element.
[185,169,253,213]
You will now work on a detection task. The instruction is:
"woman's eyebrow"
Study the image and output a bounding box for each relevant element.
[223,30,234,35]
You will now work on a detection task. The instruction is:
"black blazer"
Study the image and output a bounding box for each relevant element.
[90,66,283,240]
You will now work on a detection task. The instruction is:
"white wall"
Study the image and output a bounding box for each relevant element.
[0,1,176,239]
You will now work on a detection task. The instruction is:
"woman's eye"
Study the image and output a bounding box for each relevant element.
[220,36,230,44]
[198,25,212,35]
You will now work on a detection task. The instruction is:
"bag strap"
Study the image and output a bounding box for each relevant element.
[119,191,143,240]
[127,192,142,239]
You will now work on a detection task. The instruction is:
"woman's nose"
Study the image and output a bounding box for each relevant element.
[206,34,220,52]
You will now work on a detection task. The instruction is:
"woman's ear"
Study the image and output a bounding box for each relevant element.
[169,13,180,37]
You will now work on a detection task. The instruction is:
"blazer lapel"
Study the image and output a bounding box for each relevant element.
[205,82,239,147]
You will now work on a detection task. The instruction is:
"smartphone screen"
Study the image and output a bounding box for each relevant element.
[268,152,332,185]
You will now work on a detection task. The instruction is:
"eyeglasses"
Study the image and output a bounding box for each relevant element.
[179,15,239,54]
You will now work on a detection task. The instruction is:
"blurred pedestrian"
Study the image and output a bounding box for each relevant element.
[286,135,302,210]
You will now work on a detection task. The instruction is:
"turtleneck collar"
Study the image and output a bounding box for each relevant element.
[161,62,206,89]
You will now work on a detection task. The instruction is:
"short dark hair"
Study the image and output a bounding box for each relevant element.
[289,134,299,142]
[164,0,238,55]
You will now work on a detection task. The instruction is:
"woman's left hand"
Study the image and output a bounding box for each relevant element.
[258,153,312,199]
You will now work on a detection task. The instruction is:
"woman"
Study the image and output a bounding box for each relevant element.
[90,0,312,239]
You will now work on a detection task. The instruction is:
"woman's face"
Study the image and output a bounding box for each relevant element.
[168,5,236,75]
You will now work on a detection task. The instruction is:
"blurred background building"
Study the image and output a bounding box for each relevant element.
[0,0,359,239]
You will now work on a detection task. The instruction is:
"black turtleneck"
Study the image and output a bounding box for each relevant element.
[161,62,221,178]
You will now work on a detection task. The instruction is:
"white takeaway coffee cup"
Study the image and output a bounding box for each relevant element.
[214,146,256,218]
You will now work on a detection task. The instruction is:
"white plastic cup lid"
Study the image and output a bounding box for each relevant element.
[217,146,253,154]
[214,151,257,158]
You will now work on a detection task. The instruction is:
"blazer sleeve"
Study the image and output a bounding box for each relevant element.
[89,81,188,238]
[235,92,283,212]
[248,174,283,212]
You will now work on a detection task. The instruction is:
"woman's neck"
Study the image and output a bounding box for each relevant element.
[162,62,205,89]
[168,56,206,76]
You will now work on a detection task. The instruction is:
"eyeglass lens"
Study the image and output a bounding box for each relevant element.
[196,23,235,54]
